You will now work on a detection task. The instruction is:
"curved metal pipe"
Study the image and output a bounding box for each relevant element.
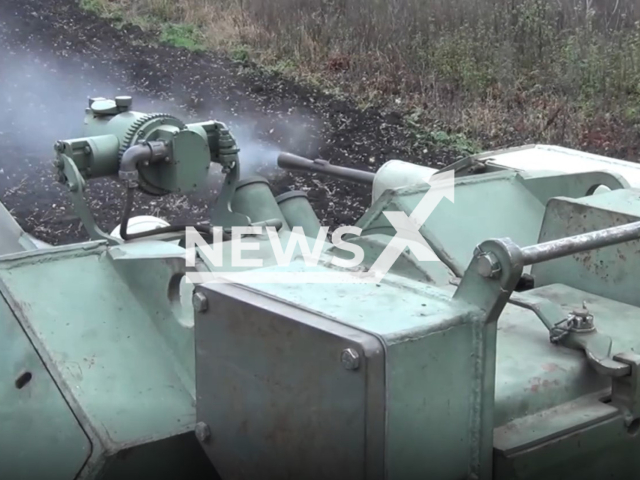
[119,141,168,185]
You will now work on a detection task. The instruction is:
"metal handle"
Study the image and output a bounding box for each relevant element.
[520,220,640,265]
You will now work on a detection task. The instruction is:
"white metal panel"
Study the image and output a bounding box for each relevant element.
[484,145,640,187]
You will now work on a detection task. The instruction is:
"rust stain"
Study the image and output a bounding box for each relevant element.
[541,363,559,372]
[580,253,592,269]
[528,376,560,393]
[529,376,542,393]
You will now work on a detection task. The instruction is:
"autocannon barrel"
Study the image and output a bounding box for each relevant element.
[277,152,375,185]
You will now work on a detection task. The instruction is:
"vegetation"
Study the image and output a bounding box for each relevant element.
[84,0,640,157]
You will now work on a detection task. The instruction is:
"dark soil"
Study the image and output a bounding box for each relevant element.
[0,0,461,245]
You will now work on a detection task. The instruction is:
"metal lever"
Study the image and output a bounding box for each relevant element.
[509,292,630,377]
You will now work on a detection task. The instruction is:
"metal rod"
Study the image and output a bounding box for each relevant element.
[520,220,640,265]
[277,152,375,185]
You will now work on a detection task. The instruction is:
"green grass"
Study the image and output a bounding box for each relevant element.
[80,1,206,52]
[406,108,481,155]
[230,45,250,63]
[80,0,122,17]
[159,23,206,51]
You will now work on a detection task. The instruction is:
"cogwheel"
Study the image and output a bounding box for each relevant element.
[118,113,185,160]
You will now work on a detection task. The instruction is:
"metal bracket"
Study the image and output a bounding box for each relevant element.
[453,238,525,480]
[209,160,252,229]
[611,353,640,426]
[55,154,123,245]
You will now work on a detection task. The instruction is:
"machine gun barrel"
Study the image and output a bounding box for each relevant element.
[277,152,375,185]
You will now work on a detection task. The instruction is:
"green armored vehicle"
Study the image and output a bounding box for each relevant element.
[3,96,640,480]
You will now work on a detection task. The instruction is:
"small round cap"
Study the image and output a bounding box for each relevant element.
[115,96,133,108]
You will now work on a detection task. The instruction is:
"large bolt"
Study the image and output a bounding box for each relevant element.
[341,348,360,370]
[194,421,210,443]
[54,141,65,153]
[193,291,209,313]
[569,302,595,332]
[477,252,501,278]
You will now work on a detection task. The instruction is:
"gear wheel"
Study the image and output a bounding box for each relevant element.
[118,113,186,196]
[118,113,185,160]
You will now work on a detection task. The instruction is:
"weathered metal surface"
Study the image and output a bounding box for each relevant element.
[494,407,640,480]
[0,293,91,480]
[532,189,640,306]
[325,233,456,285]
[493,283,640,426]
[0,242,202,478]
[356,171,543,276]
[521,220,640,265]
[8,103,640,480]
[194,281,386,480]
[196,261,490,479]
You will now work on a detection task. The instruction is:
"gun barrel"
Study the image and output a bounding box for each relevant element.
[277,152,375,186]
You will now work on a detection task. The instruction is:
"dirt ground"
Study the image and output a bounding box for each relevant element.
[0,0,464,245]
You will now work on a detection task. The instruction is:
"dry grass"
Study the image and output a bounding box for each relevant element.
[95,0,640,156]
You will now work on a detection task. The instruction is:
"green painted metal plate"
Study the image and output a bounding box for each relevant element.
[532,190,640,306]
[0,243,195,451]
[0,294,91,480]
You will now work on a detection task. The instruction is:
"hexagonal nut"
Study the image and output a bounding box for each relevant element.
[194,421,210,443]
[193,291,208,313]
[341,348,360,370]
[476,252,501,278]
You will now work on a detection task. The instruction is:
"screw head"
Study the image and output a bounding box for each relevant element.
[341,348,360,370]
[477,252,501,278]
[193,291,209,313]
[54,141,65,153]
[194,421,210,442]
